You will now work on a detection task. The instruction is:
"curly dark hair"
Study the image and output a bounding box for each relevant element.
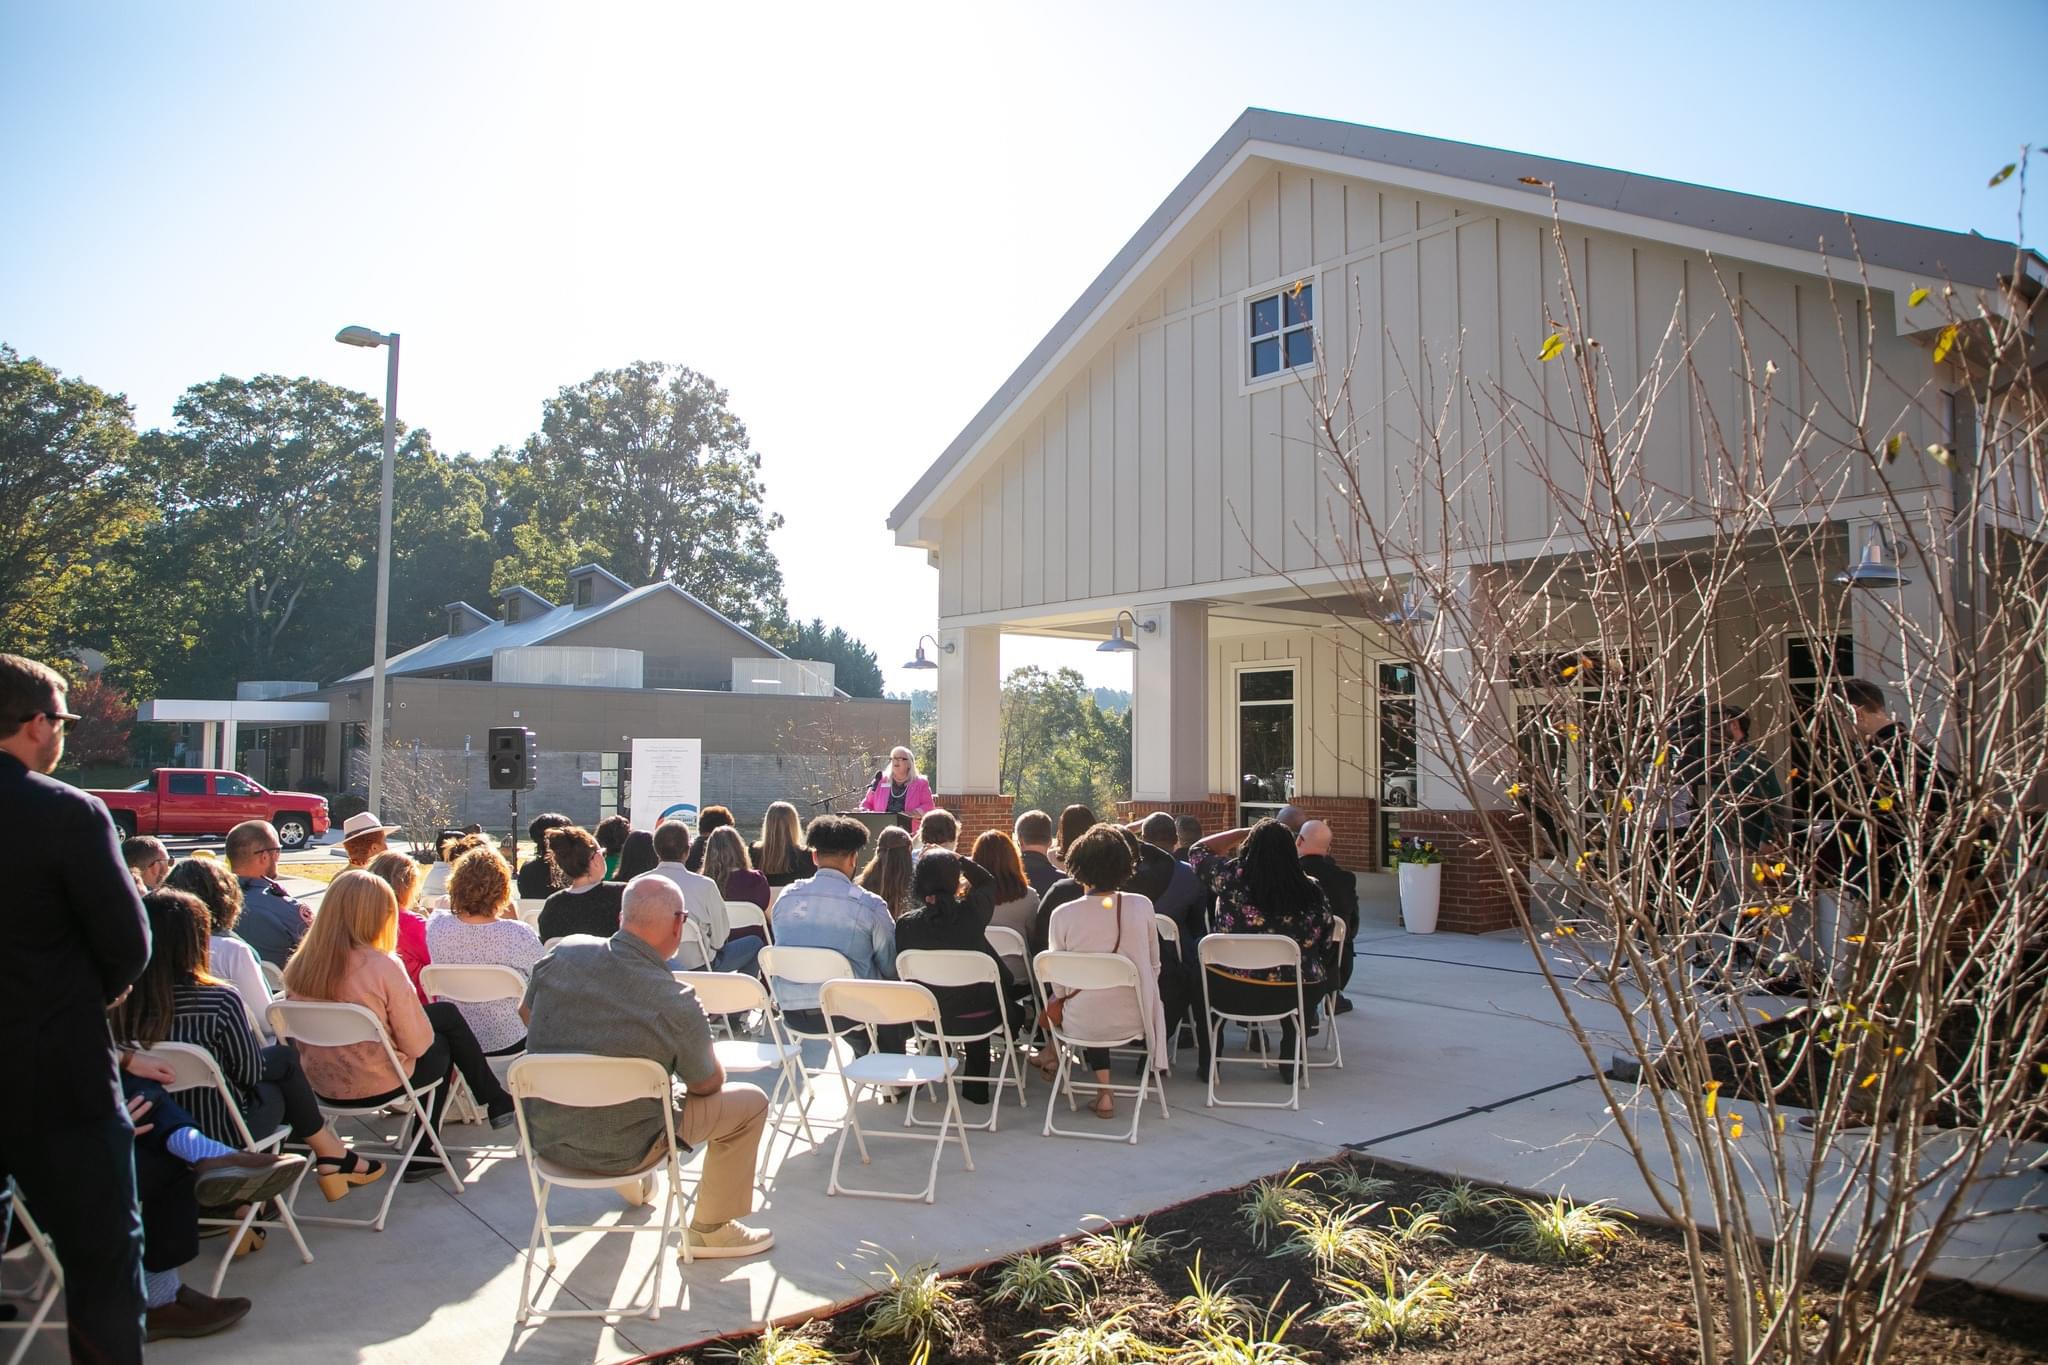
[544,825,603,884]
[1063,824,1133,891]
[165,855,244,935]
[593,814,632,856]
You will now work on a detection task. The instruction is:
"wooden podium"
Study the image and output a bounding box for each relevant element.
[840,810,909,840]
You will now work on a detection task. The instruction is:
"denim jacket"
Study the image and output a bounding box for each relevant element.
[766,868,896,1008]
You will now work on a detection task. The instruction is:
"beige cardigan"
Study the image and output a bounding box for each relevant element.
[1046,891,1168,1068]
[287,947,434,1100]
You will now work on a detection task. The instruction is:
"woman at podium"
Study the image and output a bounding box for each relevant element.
[859,745,935,830]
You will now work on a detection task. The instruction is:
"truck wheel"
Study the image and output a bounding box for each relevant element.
[274,816,311,850]
[112,812,137,839]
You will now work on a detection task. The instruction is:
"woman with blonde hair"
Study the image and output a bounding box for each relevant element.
[750,800,815,888]
[701,826,770,910]
[283,870,515,1167]
[857,824,916,919]
[424,847,543,1055]
[366,850,433,1004]
[858,745,935,831]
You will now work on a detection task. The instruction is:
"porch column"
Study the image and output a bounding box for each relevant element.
[935,625,1012,844]
[220,718,240,773]
[1129,601,1208,803]
[200,720,219,769]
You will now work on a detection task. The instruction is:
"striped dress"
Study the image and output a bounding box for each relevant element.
[169,981,267,1146]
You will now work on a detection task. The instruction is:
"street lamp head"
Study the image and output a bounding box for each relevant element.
[335,325,390,348]
[1097,610,1155,653]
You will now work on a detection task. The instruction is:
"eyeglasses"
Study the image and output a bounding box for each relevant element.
[19,710,82,731]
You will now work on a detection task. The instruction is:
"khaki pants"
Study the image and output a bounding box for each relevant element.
[674,1082,768,1226]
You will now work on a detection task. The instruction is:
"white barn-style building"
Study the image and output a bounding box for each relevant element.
[889,110,2035,930]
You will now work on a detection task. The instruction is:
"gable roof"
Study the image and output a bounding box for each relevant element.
[334,580,812,688]
[889,108,2037,538]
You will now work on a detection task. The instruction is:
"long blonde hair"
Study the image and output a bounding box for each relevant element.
[282,869,398,1002]
[366,850,421,911]
[756,801,804,877]
[858,826,915,918]
[701,825,752,896]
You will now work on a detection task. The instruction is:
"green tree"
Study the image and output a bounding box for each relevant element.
[0,345,149,658]
[497,362,787,631]
[776,618,885,697]
[995,666,1131,816]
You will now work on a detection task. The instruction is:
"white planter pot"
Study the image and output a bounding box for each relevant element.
[1398,862,1442,934]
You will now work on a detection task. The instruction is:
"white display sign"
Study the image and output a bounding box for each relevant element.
[630,738,701,830]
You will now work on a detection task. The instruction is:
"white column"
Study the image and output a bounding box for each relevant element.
[1130,601,1209,802]
[1414,573,1514,811]
[937,625,1002,794]
[220,718,241,774]
[200,721,219,769]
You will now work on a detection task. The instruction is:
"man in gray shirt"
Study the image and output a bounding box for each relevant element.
[520,875,772,1259]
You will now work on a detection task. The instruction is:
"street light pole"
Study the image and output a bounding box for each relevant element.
[336,325,400,815]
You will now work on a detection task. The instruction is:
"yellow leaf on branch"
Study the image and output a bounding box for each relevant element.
[1539,333,1566,362]
[1933,325,1958,365]
[1907,286,1930,308]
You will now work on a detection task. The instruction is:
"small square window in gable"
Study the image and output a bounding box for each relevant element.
[1247,280,1315,381]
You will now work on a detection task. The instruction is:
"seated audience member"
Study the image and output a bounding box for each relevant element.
[338,810,401,868]
[649,819,733,971]
[751,800,816,888]
[521,876,772,1258]
[516,812,572,900]
[1172,814,1204,863]
[226,819,312,968]
[1013,808,1062,896]
[1132,814,1205,1041]
[112,890,384,1208]
[1044,826,1168,1119]
[594,814,632,880]
[616,829,660,883]
[125,835,172,892]
[165,858,274,1036]
[685,804,734,873]
[770,815,896,1045]
[1295,819,1360,1012]
[366,851,432,1004]
[857,824,916,918]
[702,825,771,910]
[283,870,516,1160]
[895,852,1023,1104]
[970,829,1040,946]
[916,808,959,857]
[425,846,544,1056]
[1054,804,1096,870]
[536,826,628,943]
[1188,820,1338,1082]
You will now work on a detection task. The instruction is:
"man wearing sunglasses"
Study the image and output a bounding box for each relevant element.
[0,653,152,1359]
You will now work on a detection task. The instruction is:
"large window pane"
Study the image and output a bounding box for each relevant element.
[1250,337,1280,378]
[1283,284,1313,327]
[1285,327,1315,368]
[1239,669,1294,702]
[1239,705,1295,807]
[1249,294,1280,337]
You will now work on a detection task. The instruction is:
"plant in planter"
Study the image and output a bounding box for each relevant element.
[1388,837,1442,934]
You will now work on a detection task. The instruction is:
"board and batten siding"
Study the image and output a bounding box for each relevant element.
[1208,628,1372,802]
[936,165,1948,621]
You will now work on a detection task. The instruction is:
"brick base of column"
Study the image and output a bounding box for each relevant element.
[1396,809,1530,934]
[932,793,1015,849]
[1115,794,1237,844]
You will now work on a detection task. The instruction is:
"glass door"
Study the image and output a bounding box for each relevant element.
[1236,665,1298,823]
[1377,661,1417,854]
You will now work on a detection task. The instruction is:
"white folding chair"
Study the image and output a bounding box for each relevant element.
[985,924,1031,988]
[259,960,286,996]
[724,900,771,944]
[674,971,815,1146]
[419,963,528,1149]
[137,1042,316,1293]
[1197,934,1308,1110]
[516,898,548,928]
[1031,950,1171,1145]
[1,1185,62,1365]
[507,1054,688,1325]
[266,1000,464,1231]
[895,949,1026,1132]
[819,980,973,1202]
[1307,918,1345,1070]
[1154,914,1199,1062]
[758,945,856,1089]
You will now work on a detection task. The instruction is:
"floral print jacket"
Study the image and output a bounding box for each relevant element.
[1188,848,1336,985]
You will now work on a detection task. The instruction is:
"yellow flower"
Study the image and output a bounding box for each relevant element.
[1506,782,1524,800]
[1703,1081,1721,1118]
[1620,796,1635,813]
[1892,1046,1905,1057]
[1574,852,1591,872]
[1561,663,1578,678]
[1771,862,1787,877]
[1752,862,1767,882]
[1654,748,1669,768]
[1787,767,1801,779]
[1876,796,1894,812]
[1562,722,1581,742]
[1775,1114,1786,1134]
[1729,1115,1745,1139]
[1557,924,1577,936]
[1770,903,1792,917]
[1859,1073,1878,1089]
[1741,906,1765,918]
[1845,934,1866,944]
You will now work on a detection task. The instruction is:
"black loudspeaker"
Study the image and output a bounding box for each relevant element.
[488,727,537,791]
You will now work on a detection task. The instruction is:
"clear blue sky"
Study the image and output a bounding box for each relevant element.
[4,1,2042,695]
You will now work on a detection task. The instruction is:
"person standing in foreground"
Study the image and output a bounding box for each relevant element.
[0,653,151,1360]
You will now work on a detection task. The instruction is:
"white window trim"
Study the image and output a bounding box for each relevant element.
[1231,659,1300,813]
[1237,273,1321,395]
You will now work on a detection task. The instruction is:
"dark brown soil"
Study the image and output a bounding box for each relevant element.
[653,1160,2047,1364]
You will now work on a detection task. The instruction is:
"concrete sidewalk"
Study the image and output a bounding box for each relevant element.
[10,878,2041,1363]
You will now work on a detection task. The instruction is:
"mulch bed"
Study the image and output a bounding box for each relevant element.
[653,1159,2046,1363]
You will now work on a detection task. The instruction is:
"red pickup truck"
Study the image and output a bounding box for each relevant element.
[93,769,332,849]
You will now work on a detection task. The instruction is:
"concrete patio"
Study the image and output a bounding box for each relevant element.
[7,879,2043,1363]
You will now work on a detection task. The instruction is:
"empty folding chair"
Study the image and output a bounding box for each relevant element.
[516,898,548,929]
[1307,917,1345,1070]
[1,1185,62,1365]
[418,963,528,1149]
[507,1054,689,1325]
[985,924,1030,988]
[136,1042,315,1294]
[819,980,973,1202]
[724,900,771,944]
[895,949,1026,1132]
[1031,950,1171,1145]
[674,971,815,1144]
[757,944,855,1086]
[1196,934,1308,1110]
[265,1000,464,1231]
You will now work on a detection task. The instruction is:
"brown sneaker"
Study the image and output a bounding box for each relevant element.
[192,1151,308,1211]
[146,1285,251,1340]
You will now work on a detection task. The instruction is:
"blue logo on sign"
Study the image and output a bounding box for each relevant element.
[660,802,699,823]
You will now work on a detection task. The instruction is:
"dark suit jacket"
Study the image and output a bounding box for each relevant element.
[1299,853,1359,932]
[1020,849,1061,898]
[0,753,150,1133]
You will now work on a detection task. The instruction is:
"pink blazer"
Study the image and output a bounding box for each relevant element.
[860,773,935,829]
